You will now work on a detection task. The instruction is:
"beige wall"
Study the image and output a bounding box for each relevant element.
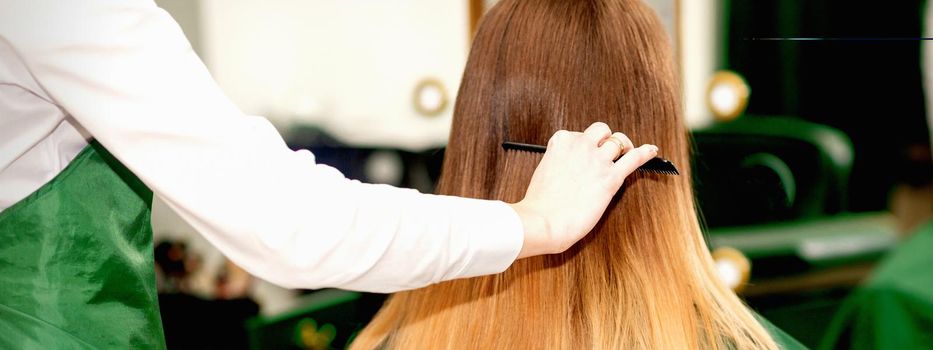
[680,0,718,128]
[200,0,471,151]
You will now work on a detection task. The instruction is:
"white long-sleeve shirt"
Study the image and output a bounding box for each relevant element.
[0,0,523,293]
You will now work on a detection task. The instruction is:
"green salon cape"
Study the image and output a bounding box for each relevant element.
[820,221,933,350]
[757,314,808,350]
[0,142,166,348]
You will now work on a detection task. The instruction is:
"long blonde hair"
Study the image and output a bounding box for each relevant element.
[352,0,778,348]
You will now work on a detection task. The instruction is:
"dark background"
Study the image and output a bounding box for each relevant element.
[724,0,931,211]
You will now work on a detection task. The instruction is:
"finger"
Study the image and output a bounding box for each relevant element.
[612,144,659,181]
[582,122,612,144]
[597,132,632,161]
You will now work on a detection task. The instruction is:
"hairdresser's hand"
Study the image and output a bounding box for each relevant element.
[509,122,658,259]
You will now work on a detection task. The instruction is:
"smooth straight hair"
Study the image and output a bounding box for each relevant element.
[352,0,778,348]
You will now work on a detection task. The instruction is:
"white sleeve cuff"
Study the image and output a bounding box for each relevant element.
[444,198,524,280]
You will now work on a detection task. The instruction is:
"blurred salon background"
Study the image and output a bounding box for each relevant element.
[151,0,933,348]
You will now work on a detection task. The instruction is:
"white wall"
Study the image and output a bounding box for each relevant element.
[194,0,714,149]
[680,0,718,129]
[200,0,471,151]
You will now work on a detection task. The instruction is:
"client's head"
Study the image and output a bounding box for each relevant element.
[352,0,778,348]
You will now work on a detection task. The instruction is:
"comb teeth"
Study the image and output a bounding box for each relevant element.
[502,141,547,153]
[637,157,680,175]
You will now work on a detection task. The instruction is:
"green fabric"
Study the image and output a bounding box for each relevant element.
[820,221,933,350]
[0,142,166,349]
[758,313,809,349]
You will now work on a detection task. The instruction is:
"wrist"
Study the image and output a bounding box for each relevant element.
[509,201,553,259]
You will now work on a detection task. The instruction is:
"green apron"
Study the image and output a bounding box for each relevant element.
[0,142,166,348]
[819,221,933,350]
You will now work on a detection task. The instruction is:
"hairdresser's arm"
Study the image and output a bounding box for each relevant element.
[1,0,523,293]
[0,0,655,293]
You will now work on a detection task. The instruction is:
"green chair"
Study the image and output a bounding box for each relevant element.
[692,116,854,228]
[693,116,899,348]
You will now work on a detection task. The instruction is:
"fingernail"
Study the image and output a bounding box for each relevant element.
[649,145,659,154]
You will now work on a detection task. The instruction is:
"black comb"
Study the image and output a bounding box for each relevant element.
[501,141,679,175]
